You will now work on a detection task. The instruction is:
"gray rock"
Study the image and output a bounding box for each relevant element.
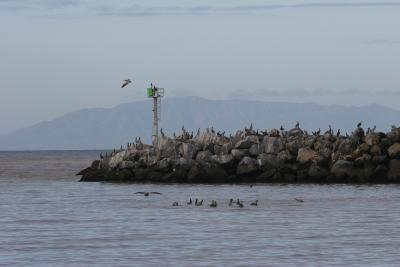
[387,159,400,180]
[257,153,279,169]
[297,148,316,164]
[221,142,233,155]
[196,150,213,162]
[388,143,400,159]
[120,160,134,169]
[237,156,259,175]
[331,160,354,179]
[264,137,284,154]
[231,149,249,160]
[235,135,258,149]
[249,143,263,157]
[277,150,292,164]
[308,163,329,179]
[211,154,234,166]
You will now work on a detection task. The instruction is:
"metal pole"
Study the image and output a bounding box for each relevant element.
[152,95,158,148]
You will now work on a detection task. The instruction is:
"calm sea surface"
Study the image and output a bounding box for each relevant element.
[1,151,400,267]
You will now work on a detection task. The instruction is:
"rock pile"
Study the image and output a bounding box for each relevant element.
[78,124,400,183]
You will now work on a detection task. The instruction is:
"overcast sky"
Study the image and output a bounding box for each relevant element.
[1,0,400,134]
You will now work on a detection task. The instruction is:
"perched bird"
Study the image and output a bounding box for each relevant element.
[294,198,304,203]
[134,192,161,197]
[357,122,362,128]
[121,79,132,88]
[250,200,258,206]
[295,121,300,128]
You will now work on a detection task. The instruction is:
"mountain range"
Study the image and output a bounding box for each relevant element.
[0,97,399,150]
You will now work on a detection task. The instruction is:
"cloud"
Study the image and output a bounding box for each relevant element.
[3,1,400,17]
[365,38,400,45]
[232,88,400,98]
[93,2,400,17]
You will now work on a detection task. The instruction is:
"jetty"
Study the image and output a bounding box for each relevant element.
[78,124,400,183]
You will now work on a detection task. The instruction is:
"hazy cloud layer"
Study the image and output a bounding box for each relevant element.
[365,38,400,45]
[232,89,400,98]
[2,1,400,17]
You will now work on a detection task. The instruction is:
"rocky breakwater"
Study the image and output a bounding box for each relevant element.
[78,125,400,183]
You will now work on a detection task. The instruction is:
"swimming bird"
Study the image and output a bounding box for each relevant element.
[294,198,304,203]
[121,79,132,88]
[238,202,244,208]
[187,198,193,205]
[172,202,179,206]
[229,198,234,207]
[250,200,258,206]
[134,192,161,197]
[195,199,203,206]
[210,200,217,208]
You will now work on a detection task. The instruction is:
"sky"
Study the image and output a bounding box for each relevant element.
[0,0,399,135]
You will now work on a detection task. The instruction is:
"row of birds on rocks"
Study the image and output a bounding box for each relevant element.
[99,121,385,159]
[134,191,304,208]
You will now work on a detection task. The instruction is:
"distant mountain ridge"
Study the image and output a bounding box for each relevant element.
[0,97,399,150]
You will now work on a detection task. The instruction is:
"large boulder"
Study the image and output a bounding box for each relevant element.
[264,137,284,154]
[365,133,380,146]
[308,163,329,180]
[231,149,250,160]
[257,153,279,169]
[288,127,303,137]
[187,163,228,182]
[387,159,400,181]
[297,148,316,164]
[277,150,293,164]
[249,144,263,157]
[237,156,259,175]
[235,135,258,149]
[331,160,354,179]
[196,151,213,163]
[181,142,199,159]
[388,143,400,159]
[109,151,127,168]
[211,154,234,166]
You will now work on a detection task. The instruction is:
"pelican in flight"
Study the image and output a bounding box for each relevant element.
[134,191,161,197]
[121,79,132,88]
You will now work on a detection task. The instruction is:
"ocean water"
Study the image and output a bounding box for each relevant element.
[1,151,400,267]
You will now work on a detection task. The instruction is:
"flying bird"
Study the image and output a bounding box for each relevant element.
[121,79,132,88]
[134,191,161,197]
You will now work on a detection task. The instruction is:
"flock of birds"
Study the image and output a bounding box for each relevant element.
[134,191,305,208]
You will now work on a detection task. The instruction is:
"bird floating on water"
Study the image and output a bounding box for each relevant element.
[172,202,179,206]
[250,200,258,206]
[121,79,132,88]
[134,191,161,197]
[294,198,304,203]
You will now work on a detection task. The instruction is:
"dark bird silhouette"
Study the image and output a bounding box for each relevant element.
[121,79,132,88]
[210,200,217,208]
[135,192,162,197]
[250,200,258,206]
[295,121,300,128]
[294,198,304,203]
[195,199,203,206]
[187,198,193,205]
[357,122,362,128]
[172,202,179,206]
[229,198,234,207]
